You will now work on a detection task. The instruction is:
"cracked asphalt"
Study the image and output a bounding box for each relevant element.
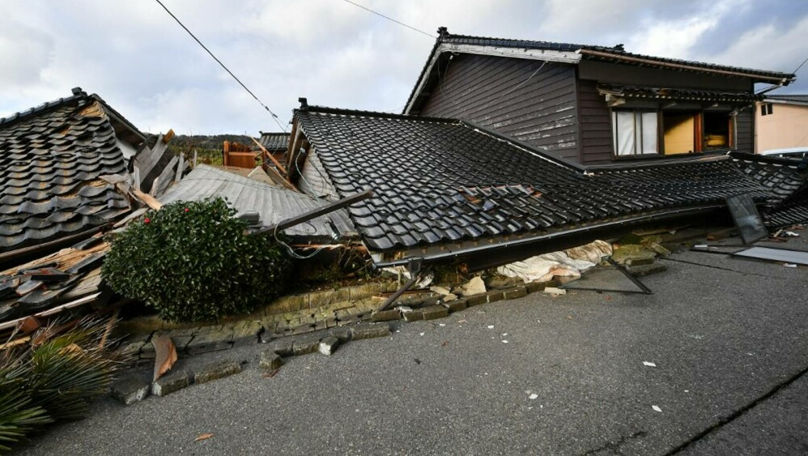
[17,236,808,455]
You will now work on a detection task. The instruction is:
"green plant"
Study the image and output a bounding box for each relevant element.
[102,198,290,322]
[0,369,51,453]
[0,317,120,453]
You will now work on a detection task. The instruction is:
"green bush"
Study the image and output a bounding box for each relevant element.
[102,198,290,322]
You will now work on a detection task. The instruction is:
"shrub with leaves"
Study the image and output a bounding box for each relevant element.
[102,198,290,322]
[0,317,120,453]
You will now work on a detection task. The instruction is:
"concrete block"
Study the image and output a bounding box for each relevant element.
[194,360,242,384]
[371,308,401,322]
[318,336,340,355]
[329,327,352,342]
[259,350,283,370]
[111,376,150,405]
[443,298,467,312]
[292,337,320,355]
[351,323,391,340]
[503,286,527,300]
[485,290,505,303]
[266,338,294,356]
[402,309,423,322]
[465,294,487,307]
[627,262,668,277]
[152,369,191,397]
[421,305,449,321]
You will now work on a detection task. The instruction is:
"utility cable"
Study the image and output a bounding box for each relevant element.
[341,0,433,39]
[153,0,287,132]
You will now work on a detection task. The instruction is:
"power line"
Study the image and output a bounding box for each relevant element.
[341,0,433,39]
[153,0,287,132]
[792,55,808,75]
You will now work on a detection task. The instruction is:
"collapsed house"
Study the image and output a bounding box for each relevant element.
[285,103,789,269]
[404,28,795,165]
[0,88,180,324]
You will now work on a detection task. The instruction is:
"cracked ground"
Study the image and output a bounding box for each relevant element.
[17,236,808,455]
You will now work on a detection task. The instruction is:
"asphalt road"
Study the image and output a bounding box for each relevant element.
[17,237,808,455]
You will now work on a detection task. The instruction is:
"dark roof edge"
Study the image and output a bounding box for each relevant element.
[374,204,722,268]
[459,120,586,172]
[402,32,443,114]
[296,104,461,124]
[729,151,807,167]
[0,87,87,129]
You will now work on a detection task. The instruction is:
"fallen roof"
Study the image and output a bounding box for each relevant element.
[294,105,772,258]
[404,28,795,114]
[258,132,291,151]
[160,164,355,239]
[729,152,808,227]
[0,88,134,255]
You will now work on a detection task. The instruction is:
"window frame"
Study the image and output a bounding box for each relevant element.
[611,109,661,158]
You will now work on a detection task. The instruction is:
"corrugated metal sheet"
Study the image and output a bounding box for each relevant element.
[161,165,355,239]
[419,55,579,163]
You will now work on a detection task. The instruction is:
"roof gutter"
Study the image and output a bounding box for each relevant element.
[579,49,794,84]
[372,205,722,269]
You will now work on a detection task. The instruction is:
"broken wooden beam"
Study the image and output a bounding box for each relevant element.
[251,137,288,175]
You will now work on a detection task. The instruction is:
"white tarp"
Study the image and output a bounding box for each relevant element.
[496,240,613,283]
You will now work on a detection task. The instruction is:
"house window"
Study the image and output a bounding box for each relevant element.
[612,110,658,156]
[761,103,773,116]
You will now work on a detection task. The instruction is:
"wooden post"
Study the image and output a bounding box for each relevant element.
[250,137,288,175]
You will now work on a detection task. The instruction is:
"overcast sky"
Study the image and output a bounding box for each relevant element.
[1,0,806,135]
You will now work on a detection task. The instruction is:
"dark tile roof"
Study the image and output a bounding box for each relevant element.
[765,94,808,104]
[730,153,808,205]
[729,152,808,227]
[258,132,290,151]
[295,106,772,254]
[405,29,795,113]
[0,90,131,253]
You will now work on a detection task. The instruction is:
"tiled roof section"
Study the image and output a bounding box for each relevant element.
[258,132,290,151]
[160,164,355,239]
[730,153,808,205]
[764,200,808,228]
[766,94,808,104]
[0,93,130,252]
[598,85,759,103]
[729,152,808,228]
[296,106,771,252]
[439,32,795,80]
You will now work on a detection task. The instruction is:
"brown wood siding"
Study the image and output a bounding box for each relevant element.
[735,108,754,153]
[419,54,579,162]
[576,79,614,163]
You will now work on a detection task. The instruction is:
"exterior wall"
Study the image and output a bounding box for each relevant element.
[576,79,613,163]
[418,54,580,163]
[754,102,808,153]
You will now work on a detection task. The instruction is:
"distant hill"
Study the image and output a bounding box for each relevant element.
[167,134,256,152]
[146,133,258,166]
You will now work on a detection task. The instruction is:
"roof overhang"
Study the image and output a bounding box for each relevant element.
[403,42,582,114]
[579,49,795,85]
